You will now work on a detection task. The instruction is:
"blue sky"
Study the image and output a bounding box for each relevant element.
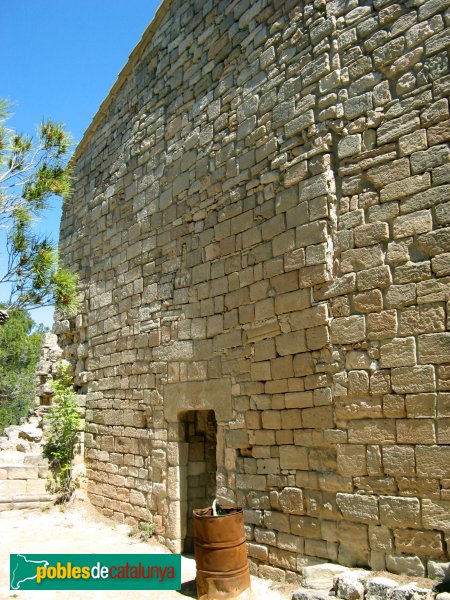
[0,0,160,327]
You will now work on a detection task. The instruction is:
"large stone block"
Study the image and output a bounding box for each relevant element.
[416,445,450,478]
[338,135,362,159]
[385,555,426,577]
[164,379,232,421]
[396,419,436,444]
[365,577,398,600]
[391,366,436,394]
[0,480,27,495]
[279,487,304,515]
[418,229,450,256]
[337,445,367,477]
[393,210,433,238]
[301,564,349,591]
[348,420,396,444]
[382,445,416,477]
[275,332,307,356]
[379,496,421,528]
[422,499,450,530]
[289,305,329,331]
[386,284,417,309]
[334,572,366,600]
[357,266,392,291]
[377,114,421,144]
[368,311,398,340]
[336,493,379,524]
[428,560,450,581]
[331,316,366,344]
[367,159,410,189]
[411,144,450,174]
[380,337,416,368]
[263,510,290,533]
[399,305,446,336]
[354,222,389,247]
[381,174,431,203]
[341,247,384,273]
[394,529,444,557]
[279,446,308,470]
[302,407,333,429]
[6,466,38,480]
[418,333,450,364]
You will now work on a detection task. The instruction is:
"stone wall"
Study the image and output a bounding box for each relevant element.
[59,0,450,579]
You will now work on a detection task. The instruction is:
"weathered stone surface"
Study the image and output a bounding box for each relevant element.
[302,564,349,591]
[428,561,450,582]
[416,446,450,478]
[368,310,398,339]
[365,577,398,600]
[387,584,432,599]
[339,135,362,159]
[379,497,421,528]
[411,144,450,174]
[422,499,450,530]
[164,379,232,421]
[279,487,304,515]
[49,0,450,580]
[292,591,331,600]
[337,445,367,477]
[385,555,426,578]
[279,446,308,470]
[331,316,366,344]
[334,572,365,600]
[391,366,436,394]
[380,338,416,368]
[18,427,42,443]
[418,333,450,364]
[336,494,379,524]
[393,211,433,239]
[394,529,443,558]
[377,115,421,144]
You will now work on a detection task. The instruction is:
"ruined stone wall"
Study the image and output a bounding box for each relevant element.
[60,0,450,579]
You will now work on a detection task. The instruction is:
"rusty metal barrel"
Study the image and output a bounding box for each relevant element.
[193,506,251,600]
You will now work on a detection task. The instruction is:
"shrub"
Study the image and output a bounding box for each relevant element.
[43,362,80,501]
[128,519,154,542]
[0,308,44,435]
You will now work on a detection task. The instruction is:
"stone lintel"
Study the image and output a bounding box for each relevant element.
[164,379,232,422]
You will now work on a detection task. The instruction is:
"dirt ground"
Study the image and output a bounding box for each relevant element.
[0,497,296,600]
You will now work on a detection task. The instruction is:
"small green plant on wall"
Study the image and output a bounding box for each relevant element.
[128,518,154,542]
[43,362,80,502]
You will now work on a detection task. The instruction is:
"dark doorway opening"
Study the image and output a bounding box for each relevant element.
[180,409,217,553]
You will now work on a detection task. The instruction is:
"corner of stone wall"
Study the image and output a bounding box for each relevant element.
[36,307,89,485]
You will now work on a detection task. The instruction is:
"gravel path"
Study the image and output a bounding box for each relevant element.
[1,498,295,600]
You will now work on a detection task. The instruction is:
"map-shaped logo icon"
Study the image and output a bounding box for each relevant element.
[10,554,49,590]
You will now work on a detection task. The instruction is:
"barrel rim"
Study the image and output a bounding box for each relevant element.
[193,506,243,518]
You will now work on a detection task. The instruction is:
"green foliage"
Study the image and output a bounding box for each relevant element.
[43,363,80,502]
[53,267,79,319]
[0,99,78,316]
[128,519,154,542]
[0,308,44,435]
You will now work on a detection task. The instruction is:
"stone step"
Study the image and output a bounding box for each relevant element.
[0,465,40,479]
[0,464,49,480]
[0,449,45,463]
[0,478,48,496]
[0,450,28,465]
[0,493,55,511]
[23,455,49,467]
